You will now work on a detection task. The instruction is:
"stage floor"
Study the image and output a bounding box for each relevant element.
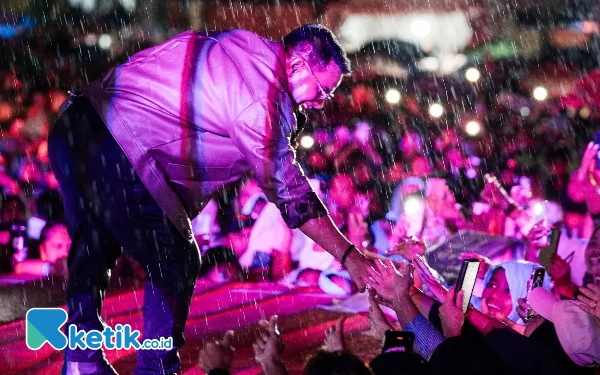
[0,281,380,374]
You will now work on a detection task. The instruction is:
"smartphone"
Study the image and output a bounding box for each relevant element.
[596,131,600,170]
[455,259,481,313]
[525,267,546,321]
[538,228,561,271]
[382,330,415,354]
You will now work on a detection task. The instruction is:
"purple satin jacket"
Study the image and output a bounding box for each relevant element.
[80,29,327,240]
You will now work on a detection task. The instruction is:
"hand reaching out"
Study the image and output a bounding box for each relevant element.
[253,316,285,367]
[413,255,448,303]
[578,283,600,319]
[524,220,551,262]
[343,248,377,292]
[367,260,413,305]
[198,330,235,373]
[515,297,531,322]
[549,254,571,283]
[439,286,465,337]
[324,317,347,352]
[363,289,393,342]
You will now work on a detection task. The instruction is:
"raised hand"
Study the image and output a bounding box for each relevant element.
[324,317,347,352]
[367,260,413,304]
[253,316,285,367]
[549,254,571,283]
[578,283,600,319]
[363,289,393,342]
[524,220,552,262]
[198,330,235,373]
[439,286,465,337]
[515,297,531,322]
[344,249,377,292]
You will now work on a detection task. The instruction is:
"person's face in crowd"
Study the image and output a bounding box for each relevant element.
[41,224,71,264]
[206,262,241,285]
[585,230,600,279]
[411,156,432,177]
[226,227,252,259]
[287,57,343,112]
[328,174,356,210]
[482,268,513,318]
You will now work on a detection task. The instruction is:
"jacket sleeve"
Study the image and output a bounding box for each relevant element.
[228,99,328,228]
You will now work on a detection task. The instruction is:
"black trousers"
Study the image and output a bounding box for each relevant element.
[48,94,201,375]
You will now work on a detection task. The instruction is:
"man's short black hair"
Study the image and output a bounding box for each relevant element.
[283,24,351,75]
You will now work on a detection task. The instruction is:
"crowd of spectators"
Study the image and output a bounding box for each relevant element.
[1,10,600,374]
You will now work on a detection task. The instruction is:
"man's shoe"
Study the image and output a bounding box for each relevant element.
[61,360,119,375]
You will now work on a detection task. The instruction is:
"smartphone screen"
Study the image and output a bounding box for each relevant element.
[525,267,545,321]
[538,228,560,271]
[382,330,415,354]
[526,267,545,300]
[455,259,481,313]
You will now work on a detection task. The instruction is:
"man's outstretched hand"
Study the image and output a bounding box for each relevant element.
[343,248,376,292]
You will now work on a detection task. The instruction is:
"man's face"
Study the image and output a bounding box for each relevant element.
[289,58,343,112]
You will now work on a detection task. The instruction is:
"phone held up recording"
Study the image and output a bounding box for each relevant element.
[525,267,545,322]
[382,330,415,354]
[538,228,560,272]
[455,259,481,314]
